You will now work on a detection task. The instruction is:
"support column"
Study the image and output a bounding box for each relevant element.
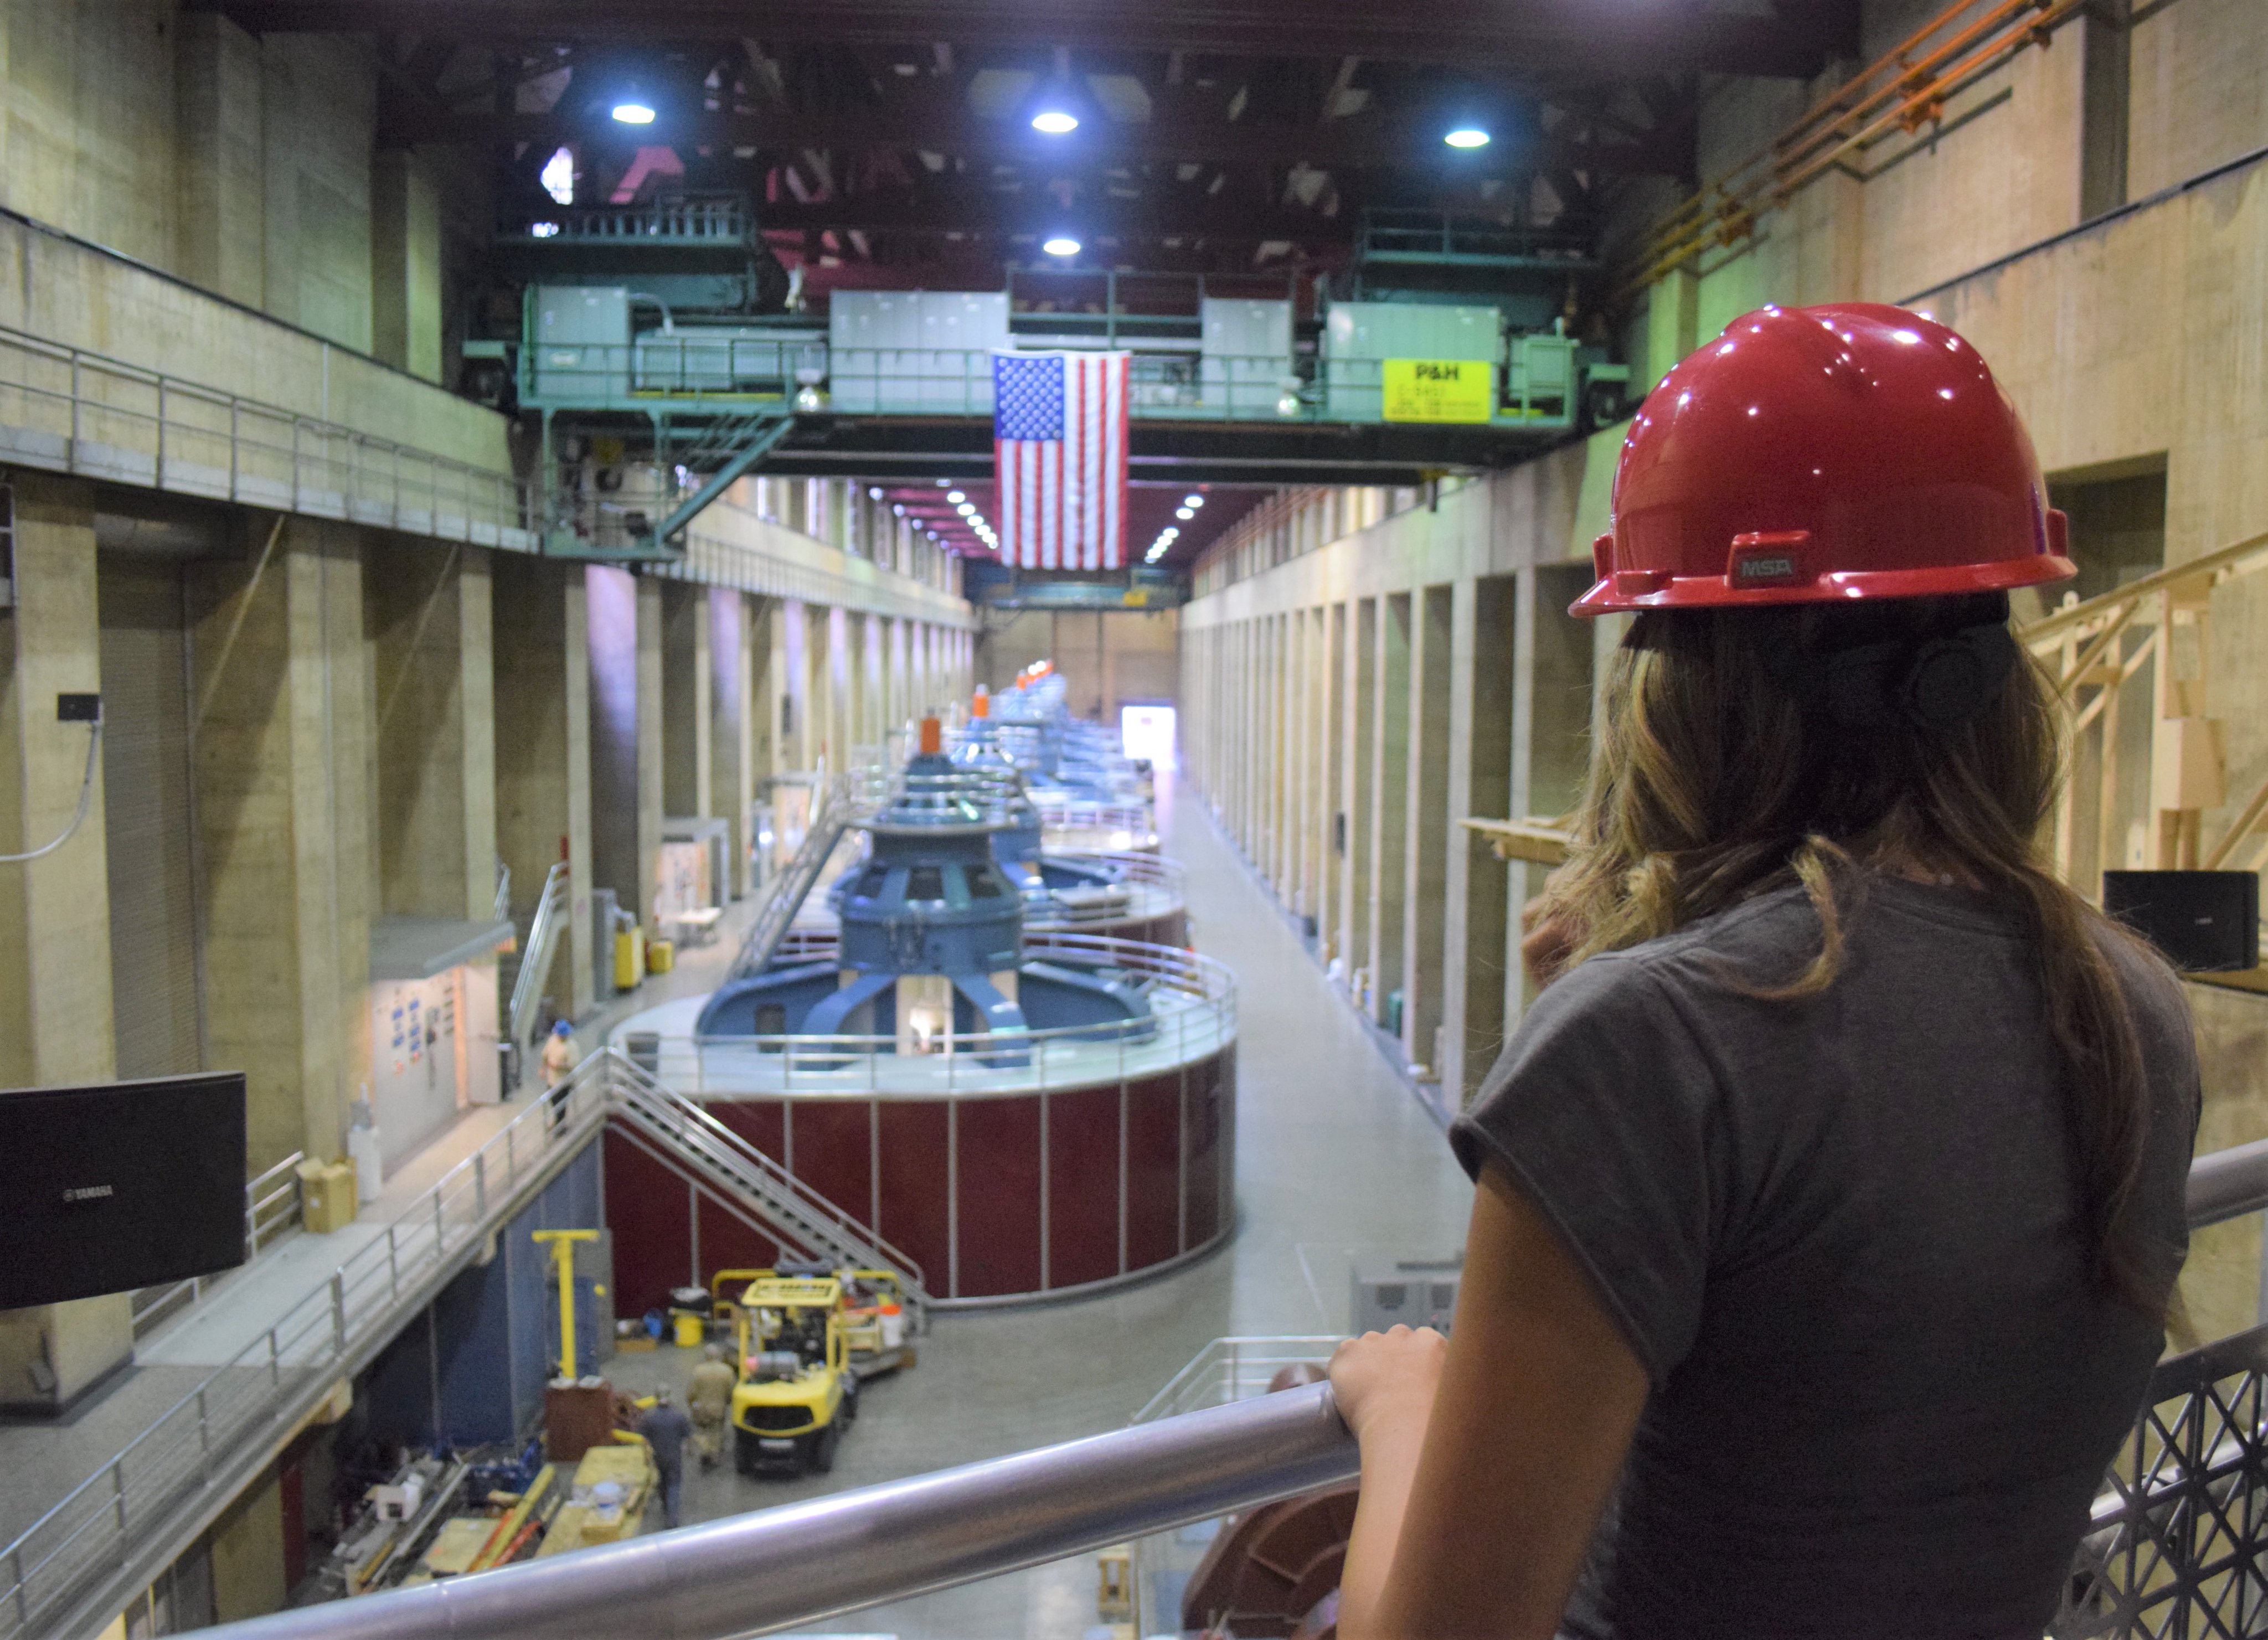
[710,589,753,899]
[1444,577,1513,1103]
[368,540,496,921]
[492,556,593,1022]
[587,566,662,937]
[1368,594,1411,1030]
[0,476,131,1410]
[1404,585,1453,1078]
[1344,600,1377,992]
[192,514,372,1169]
[367,537,500,1108]
[660,580,712,822]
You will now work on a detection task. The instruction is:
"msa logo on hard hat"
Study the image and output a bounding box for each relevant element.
[1729,531,1812,587]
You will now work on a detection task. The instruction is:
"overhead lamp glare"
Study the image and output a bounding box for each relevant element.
[612,101,658,126]
[1183,493,1204,508]
[1444,127,1491,148]
[1030,110,1080,135]
[1043,235,1083,258]
[947,490,966,504]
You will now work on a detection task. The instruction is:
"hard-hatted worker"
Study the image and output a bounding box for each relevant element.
[540,1018,576,1128]
[637,1386,692,1530]
[1328,305,2199,1640]
[688,1342,737,1470]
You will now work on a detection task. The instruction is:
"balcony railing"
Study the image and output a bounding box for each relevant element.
[0,321,532,550]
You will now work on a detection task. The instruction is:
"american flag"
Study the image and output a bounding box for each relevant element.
[992,350,1129,570]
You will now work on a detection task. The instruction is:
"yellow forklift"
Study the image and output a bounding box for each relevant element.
[710,1262,916,1478]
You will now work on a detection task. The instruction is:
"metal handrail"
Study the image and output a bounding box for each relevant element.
[0,1075,615,1640]
[185,1382,1358,1640]
[0,1046,953,1639]
[627,934,1236,1099]
[507,863,570,1055]
[1135,1336,1346,1425]
[0,319,529,550]
[128,1152,308,1338]
[33,1118,2268,1640]
[605,1057,930,1312]
[723,771,862,984]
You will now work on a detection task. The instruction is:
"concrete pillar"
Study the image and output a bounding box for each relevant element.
[368,540,495,921]
[660,580,712,821]
[1404,585,1454,1077]
[0,477,132,1409]
[826,606,852,770]
[190,514,371,1170]
[587,566,662,934]
[1344,600,1376,986]
[1506,568,1543,1030]
[492,556,594,1022]
[1368,594,1411,1029]
[1317,605,1346,966]
[175,13,265,307]
[710,589,754,898]
[1443,577,1514,1103]
[370,150,443,383]
[636,576,663,928]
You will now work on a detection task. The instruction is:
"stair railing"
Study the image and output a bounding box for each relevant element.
[724,771,863,984]
[507,862,570,1057]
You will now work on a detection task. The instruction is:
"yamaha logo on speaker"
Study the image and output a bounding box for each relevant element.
[61,1184,114,1204]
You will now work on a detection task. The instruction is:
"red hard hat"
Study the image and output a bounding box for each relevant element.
[1573,303,2074,617]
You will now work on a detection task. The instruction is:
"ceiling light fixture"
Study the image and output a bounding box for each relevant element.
[947,491,966,504]
[612,100,658,126]
[1043,235,1082,258]
[1030,109,1080,135]
[1444,127,1490,148]
[1182,493,1204,508]
[1176,507,1194,520]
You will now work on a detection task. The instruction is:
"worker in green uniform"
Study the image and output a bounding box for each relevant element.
[688,1342,737,1470]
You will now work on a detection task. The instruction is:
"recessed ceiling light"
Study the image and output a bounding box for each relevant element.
[947,491,966,504]
[1031,110,1079,135]
[1183,494,1204,508]
[1176,507,1194,520]
[612,101,657,126]
[1444,127,1490,148]
[1043,236,1082,257]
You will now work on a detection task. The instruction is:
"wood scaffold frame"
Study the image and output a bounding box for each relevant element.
[1462,525,2268,984]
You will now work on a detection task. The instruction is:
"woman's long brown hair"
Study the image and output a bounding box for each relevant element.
[1526,592,2164,1313]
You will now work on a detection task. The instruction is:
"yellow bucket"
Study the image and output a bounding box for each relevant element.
[672,1309,705,1348]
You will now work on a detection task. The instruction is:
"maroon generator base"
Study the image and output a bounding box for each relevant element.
[605,1046,1235,1314]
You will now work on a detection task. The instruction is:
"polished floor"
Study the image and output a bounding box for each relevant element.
[604,776,1476,1638]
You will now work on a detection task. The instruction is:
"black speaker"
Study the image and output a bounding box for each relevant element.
[0,1072,248,1308]
[2102,870,2261,973]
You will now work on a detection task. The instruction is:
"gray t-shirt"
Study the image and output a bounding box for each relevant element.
[1452,876,2197,1639]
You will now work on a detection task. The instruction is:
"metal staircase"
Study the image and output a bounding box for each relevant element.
[723,772,864,984]
[600,1054,929,1319]
[502,861,570,1068]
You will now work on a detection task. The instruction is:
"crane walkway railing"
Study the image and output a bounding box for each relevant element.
[724,771,864,984]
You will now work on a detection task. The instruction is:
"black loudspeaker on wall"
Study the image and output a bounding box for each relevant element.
[2102,870,2261,973]
[0,1072,248,1308]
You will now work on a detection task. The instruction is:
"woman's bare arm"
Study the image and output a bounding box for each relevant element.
[1332,1161,1651,1640]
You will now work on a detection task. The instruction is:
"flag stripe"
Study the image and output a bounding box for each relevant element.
[991,350,1129,572]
